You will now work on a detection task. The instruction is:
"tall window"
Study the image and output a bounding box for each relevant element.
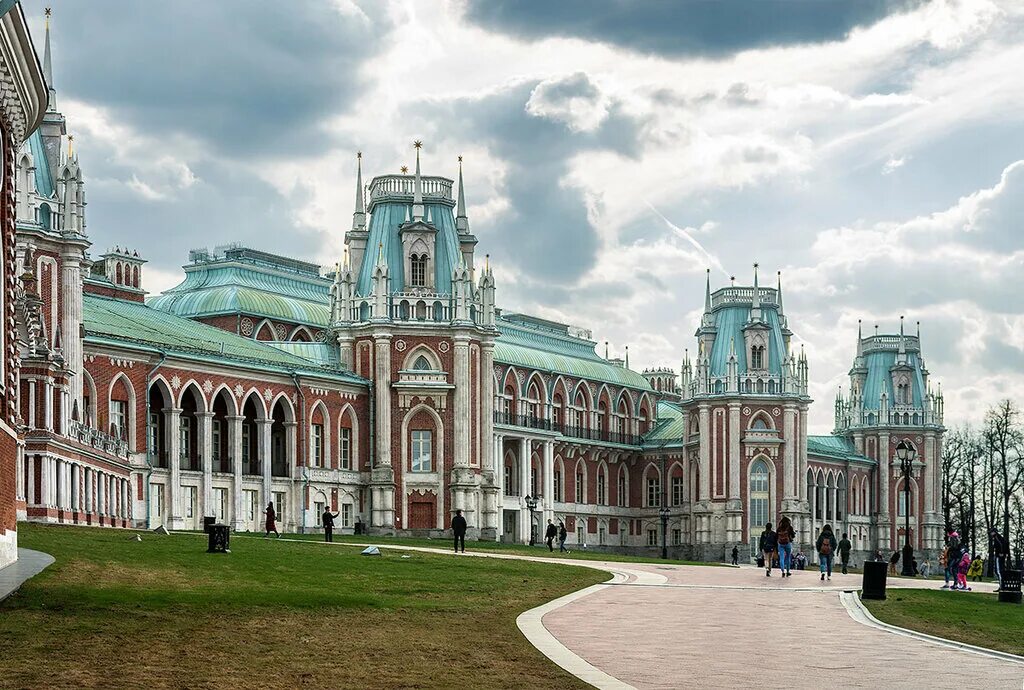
[749,459,770,550]
[646,474,661,507]
[314,500,325,526]
[597,472,607,505]
[504,464,513,496]
[751,345,765,370]
[411,430,432,472]
[553,470,561,501]
[672,476,684,506]
[274,491,286,525]
[212,420,222,466]
[575,469,584,502]
[214,487,227,522]
[241,422,251,468]
[410,253,427,287]
[836,475,846,521]
[342,503,353,528]
[340,427,352,469]
[179,418,191,461]
[110,401,128,439]
[312,423,324,467]
[647,529,658,546]
[618,472,627,507]
[898,485,912,517]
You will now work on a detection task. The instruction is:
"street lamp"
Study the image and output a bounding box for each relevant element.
[525,494,539,546]
[659,504,670,560]
[895,440,917,577]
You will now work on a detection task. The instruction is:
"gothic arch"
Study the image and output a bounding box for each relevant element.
[309,399,331,466]
[554,455,566,502]
[525,371,547,405]
[748,410,775,431]
[642,461,662,508]
[177,380,209,413]
[338,403,360,470]
[107,372,137,447]
[617,463,630,507]
[402,344,442,372]
[81,368,98,426]
[240,388,269,419]
[270,392,296,422]
[210,384,239,417]
[401,403,445,474]
[254,319,276,341]
[573,457,589,503]
[289,325,315,343]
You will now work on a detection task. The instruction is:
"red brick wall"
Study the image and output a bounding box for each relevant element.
[83,281,145,303]
[1,119,16,537]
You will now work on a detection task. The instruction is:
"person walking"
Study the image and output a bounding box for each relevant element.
[837,532,852,575]
[776,517,795,577]
[888,550,900,576]
[452,509,468,553]
[989,527,1009,590]
[816,524,837,581]
[322,507,339,543]
[558,521,569,553]
[263,501,280,538]
[759,522,777,577]
[731,545,739,566]
[545,519,558,552]
[968,554,984,582]
[920,560,932,578]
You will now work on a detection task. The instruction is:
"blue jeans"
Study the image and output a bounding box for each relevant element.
[778,542,793,572]
[819,554,833,575]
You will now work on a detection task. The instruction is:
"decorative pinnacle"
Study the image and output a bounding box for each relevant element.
[485,253,489,271]
[458,155,463,164]
[67,135,74,157]
[413,140,422,149]
[357,151,362,159]
[400,165,408,174]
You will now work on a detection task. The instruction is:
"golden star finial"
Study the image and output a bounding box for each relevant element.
[45,7,52,18]
[400,165,408,174]
[458,155,463,163]
[357,151,362,160]
[413,140,422,150]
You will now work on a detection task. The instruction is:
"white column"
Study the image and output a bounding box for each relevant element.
[44,378,54,431]
[258,418,273,506]
[61,253,84,414]
[454,335,470,468]
[728,403,741,500]
[227,415,245,531]
[783,406,796,501]
[482,343,495,471]
[28,380,36,429]
[518,437,530,543]
[285,421,298,531]
[166,407,184,529]
[698,405,711,501]
[198,411,214,517]
[374,335,392,470]
[97,471,105,518]
[542,440,554,524]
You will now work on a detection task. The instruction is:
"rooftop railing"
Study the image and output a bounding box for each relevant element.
[68,420,131,459]
[367,175,454,205]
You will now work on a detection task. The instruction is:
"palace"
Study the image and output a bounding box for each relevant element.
[1,10,947,571]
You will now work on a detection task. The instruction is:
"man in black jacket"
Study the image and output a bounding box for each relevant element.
[322,508,339,543]
[990,527,1010,589]
[545,519,558,552]
[452,509,467,553]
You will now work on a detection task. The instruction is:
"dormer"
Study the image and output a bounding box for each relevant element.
[87,247,147,302]
[399,217,437,291]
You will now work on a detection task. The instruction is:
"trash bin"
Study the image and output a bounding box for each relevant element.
[207,524,231,554]
[203,516,216,534]
[862,559,888,600]
[999,570,1022,604]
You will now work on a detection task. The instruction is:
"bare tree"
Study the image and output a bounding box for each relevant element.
[983,400,1024,543]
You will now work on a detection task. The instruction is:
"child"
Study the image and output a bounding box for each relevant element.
[968,554,984,582]
[956,549,972,591]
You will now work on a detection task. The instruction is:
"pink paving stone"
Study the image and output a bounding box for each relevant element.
[542,564,1022,690]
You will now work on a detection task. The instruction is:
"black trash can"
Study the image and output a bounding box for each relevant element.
[207,524,231,554]
[862,559,888,600]
[203,516,216,534]
[999,570,1022,604]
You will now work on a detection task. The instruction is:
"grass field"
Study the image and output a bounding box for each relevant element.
[863,589,1024,656]
[0,524,607,689]
[251,530,728,567]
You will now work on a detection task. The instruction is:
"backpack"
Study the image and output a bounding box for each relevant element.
[778,528,791,545]
[820,536,832,556]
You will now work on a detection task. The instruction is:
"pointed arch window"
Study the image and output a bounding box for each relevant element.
[751,345,765,370]
[749,458,770,550]
[413,355,432,371]
[410,253,427,287]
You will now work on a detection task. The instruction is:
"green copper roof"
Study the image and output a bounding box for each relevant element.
[862,348,926,409]
[806,435,874,464]
[27,129,54,199]
[495,314,653,391]
[708,304,787,377]
[355,201,461,296]
[642,401,685,447]
[84,294,362,382]
[149,253,331,326]
[266,342,340,368]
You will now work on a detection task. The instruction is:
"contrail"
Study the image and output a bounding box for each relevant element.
[645,201,730,279]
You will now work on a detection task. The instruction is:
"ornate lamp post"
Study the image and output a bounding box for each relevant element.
[660,454,669,559]
[525,494,539,546]
[895,440,917,577]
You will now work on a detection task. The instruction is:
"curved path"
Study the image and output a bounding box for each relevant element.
[240,537,1024,689]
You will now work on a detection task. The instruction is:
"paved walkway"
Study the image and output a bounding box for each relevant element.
[0,549,54,602]
[235,536,1024,689]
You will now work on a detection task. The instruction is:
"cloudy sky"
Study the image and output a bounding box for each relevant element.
[29,0,1024,432]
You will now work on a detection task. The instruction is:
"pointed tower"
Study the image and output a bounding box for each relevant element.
[352,151,366,231]
[39,7,66,178]
[412,140,424,221]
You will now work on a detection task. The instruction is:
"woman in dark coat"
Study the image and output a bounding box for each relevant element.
[264,501,279,538]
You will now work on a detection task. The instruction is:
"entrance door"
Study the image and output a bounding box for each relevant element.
[502,510,517,544]
[410,500,435,529]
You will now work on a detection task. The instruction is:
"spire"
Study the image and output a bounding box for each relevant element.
[856,319,863,356]
[412,140,424,221]
[43,8,55,109]
[704,268,712,313]
[625,345,630,369]
[605,340,609,359]
[750,262,761,321]
[776,270,784,315]
[352,152,366,231]
[456,155,469,233]
[898,315,906,354]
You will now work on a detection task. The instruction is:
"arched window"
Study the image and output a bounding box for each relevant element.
[575,466,586,503]
[898,480,913,517]
[751,345,765,370]
[410,253,427,287]
[750,416,770,431]
[597,467,607,505]
[413,355,431,371]
[617,468,627,507]
[38,203,51,229]
[645,467,661,507]
[836,474,846,521]
[749,459,770,553]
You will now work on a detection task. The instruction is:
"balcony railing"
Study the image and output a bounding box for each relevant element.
[68,420,130,458]
[493,412,642,446]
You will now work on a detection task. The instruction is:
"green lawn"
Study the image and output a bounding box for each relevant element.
[245,530,726,567]
[863,589,1024,656]
[0,524,607,689]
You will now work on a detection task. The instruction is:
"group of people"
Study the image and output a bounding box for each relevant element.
[758,520,853,580]
[938,527,1011,592]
